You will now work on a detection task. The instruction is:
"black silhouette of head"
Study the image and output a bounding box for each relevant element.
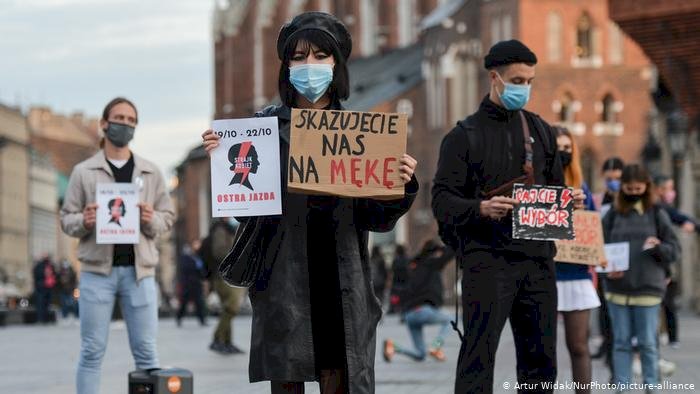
[228,142,260,190]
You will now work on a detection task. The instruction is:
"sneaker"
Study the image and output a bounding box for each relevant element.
[383,339,394,362]
[669,341,681,350]
[225,343,245,354]
[659,358,676,376]
[209,341,232,355]
[428,348,446,362]
[632,356,642,376]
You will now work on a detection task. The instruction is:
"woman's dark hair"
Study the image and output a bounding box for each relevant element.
[615,164,655,214]
[601,156,624,172]
[100,97,138,148]
[278,29,350,107]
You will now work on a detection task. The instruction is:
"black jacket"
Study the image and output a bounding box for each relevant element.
[401,247,455,312]
[432,96,564,260]
[241,104,418,393]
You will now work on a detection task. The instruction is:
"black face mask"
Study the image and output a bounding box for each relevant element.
[622,193,643,203]
[559,151,572,168]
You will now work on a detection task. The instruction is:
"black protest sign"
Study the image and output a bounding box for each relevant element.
[512,183,575,241]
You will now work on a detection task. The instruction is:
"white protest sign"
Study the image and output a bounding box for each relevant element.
[210,117,281,217]
[596,242,630,273]
[96,183,140,244]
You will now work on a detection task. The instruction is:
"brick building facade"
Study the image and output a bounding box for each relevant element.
[178,0,660,258]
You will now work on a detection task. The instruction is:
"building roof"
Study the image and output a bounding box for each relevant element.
[344,43,424,111]
[610,0,700,125]
[420,0,467,31]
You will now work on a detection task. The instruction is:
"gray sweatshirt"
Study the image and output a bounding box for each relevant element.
[602,205,680,298]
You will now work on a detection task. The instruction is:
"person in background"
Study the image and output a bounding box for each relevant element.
[598,157,624,213]
[592,156,624,372]
[61,97,174,394]
[176,239,208,327]
[383,240,454,363]
[653,174,699,349]
[200,218,246,355]
[602,164,680,390]
[33,255,57,324]
[57,259,79,321]
[553,126,600,394]
[388,244,409,315]
[370,245,388,306]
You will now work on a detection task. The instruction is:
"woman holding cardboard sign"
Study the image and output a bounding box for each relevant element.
[202,12,417,394]
[553,126,600,393]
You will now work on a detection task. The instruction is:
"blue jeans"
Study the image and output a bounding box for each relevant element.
[77,267,159,394]
[398,305,451,360]
[607,301,660,386]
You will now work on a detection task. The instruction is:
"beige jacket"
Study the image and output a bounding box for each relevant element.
[60,150,175,280]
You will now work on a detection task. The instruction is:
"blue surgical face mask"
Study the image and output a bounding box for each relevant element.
[496,73,531,110]
[606,179,621,192]
[289,63,334,103]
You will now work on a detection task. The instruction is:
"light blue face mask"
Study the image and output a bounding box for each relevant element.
[289,63,334,103]
[496,73,531,110]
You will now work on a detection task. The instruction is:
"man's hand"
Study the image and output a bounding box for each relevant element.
[83,203,98,230]
[572,188,585,210]
[480,196,519,220]
[682,221,695,233]
[138,203,154,225]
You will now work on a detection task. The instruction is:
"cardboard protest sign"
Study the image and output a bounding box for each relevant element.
[96,183,139,244]
[288,108,408,199]
[554,210,605,265]
[210,117,282,217]
[512,183,575,241]
[596,242,630,273]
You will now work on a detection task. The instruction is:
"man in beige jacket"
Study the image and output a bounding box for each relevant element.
[60,97,174,394]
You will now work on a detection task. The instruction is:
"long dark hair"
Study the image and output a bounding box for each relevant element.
[615,164,655,214]
[277,29,350,107]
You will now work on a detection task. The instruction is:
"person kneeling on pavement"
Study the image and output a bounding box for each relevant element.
[383,240,455,362]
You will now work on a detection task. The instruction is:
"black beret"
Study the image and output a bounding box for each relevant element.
[277,12,352,61]
[484,39,538,69]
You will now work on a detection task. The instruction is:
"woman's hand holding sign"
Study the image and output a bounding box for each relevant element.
[399,154,417,185]
[572,188,585,210]
[202,129,220,155]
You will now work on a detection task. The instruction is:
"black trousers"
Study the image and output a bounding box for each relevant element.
[455,251,557,394]
[663,280,679,343]
[177,283,207,323]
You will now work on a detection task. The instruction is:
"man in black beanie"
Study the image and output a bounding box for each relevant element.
[432,39,585,393]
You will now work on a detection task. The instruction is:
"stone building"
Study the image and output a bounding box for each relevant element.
[0,104,31,294]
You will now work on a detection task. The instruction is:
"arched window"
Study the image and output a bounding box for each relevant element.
[559,92,576,123]
[576,13,593,59]
[547,12,562,62]
[602,94,616,123]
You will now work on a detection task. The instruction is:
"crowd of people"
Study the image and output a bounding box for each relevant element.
[47,9,698,394]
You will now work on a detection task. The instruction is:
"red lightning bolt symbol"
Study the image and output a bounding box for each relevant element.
[560,188,573,209]
[233,141,253,184]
